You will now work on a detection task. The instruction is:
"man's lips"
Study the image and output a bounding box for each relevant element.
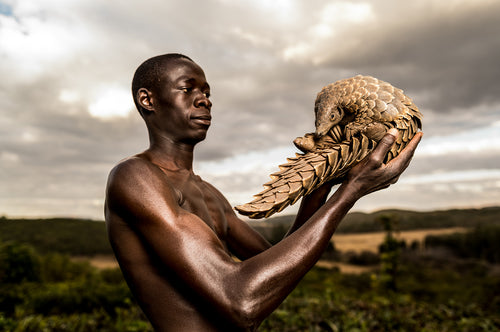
[191,114,211,126]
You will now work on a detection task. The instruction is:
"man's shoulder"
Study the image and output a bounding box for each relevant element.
[105,155,179,218]
[106,155,171,197]
[109,154,159,180]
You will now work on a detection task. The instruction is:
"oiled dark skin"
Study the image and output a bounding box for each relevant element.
[105,57,423,331]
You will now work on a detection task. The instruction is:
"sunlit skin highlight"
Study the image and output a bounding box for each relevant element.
[104,54,422,331]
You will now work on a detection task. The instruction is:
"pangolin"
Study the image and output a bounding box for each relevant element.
[235,75,422,219]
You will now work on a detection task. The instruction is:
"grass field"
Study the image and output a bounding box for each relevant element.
[331,226,467,253]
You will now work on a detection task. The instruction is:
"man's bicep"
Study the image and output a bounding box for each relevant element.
[134,207,235,276]
[226,214,272,260]
[201,181,271,259]
[126,202,245,312]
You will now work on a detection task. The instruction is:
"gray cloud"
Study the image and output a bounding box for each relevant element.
[314,1,500,112]
[0,0,499,219]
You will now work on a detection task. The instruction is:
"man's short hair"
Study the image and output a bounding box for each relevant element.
[131,53,194,114]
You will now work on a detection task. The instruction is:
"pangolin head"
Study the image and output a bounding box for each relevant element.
[313,85,345,138]
[314,103,344,138]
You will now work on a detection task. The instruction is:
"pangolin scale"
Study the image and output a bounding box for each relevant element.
[235,75,423,219]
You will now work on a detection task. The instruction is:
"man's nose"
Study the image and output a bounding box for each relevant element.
[195,93,212,110]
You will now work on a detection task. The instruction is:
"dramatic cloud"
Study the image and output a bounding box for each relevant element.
[0,0,499,219]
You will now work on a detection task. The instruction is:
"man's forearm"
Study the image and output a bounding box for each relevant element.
[285,181,334,237]
[238,182,358,324]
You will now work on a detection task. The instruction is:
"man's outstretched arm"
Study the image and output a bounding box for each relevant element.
[106,130,422,330]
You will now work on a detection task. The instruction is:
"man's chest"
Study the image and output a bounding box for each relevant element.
[173,177,229,240]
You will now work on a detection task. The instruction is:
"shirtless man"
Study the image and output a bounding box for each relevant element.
[104,53,422,331]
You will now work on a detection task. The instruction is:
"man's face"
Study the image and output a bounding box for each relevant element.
[152,58,212,145]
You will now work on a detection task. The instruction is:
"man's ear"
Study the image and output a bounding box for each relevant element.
[137,88,155,113]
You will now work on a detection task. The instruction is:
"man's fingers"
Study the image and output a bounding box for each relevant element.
[370,128,398,165]
[404,131,423,155]
[392,132,423,166]
[386,131,423,173]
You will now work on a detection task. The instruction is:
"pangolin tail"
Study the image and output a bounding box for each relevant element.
[235,134,377,219]
[235,118,420,219]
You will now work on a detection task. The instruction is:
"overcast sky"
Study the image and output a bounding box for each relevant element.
[1,0,499,220]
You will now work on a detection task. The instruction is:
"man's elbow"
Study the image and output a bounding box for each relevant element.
[226,298,264,331]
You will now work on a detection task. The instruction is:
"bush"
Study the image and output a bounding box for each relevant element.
[0,242,40,284]
[425,225,500,263]
[40,253,95,283]
[27,278,133,316]
[346,250,380,266]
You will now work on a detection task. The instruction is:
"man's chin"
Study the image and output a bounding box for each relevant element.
[187,131,208,145]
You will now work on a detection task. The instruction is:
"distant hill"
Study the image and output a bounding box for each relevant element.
[339,206,500,233]
[0,217,112,256]
[248,206,500,240]
[1,206,499,255]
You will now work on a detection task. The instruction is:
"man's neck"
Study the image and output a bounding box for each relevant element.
[147,135,196,172]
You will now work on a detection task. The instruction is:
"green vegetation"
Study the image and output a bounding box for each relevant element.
[260,215,500,331]
[0,241,150,332]
[0,208,499,331]
[372,215,405,292]
[260,261,500,331]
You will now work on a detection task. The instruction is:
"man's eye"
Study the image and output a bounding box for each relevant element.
[204,92,211,98]
[180,87,191,93]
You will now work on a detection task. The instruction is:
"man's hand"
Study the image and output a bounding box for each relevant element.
[344,128,423,199]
